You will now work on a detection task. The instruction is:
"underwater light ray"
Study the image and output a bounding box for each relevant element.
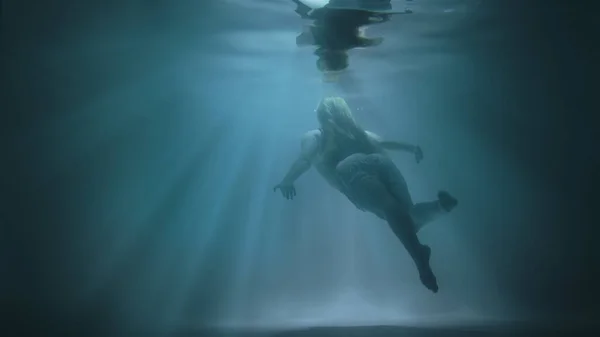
[358,221,400,300]
[240,177,388,327]
[324,200,358,286]
[78,111,228,299]
[162,51,308,325]
[246,181,317,315]
[239,180,304,311]
[224,132,282,321]
[105,137,221,330]
[155,122,263,326]
[188,124,260,244]
[263,182,332,280]
[227,145,308,304]
[214,51,315,323]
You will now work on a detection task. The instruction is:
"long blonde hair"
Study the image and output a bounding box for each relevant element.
[315,96,380,165]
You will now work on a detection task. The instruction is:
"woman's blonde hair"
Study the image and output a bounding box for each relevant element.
[315,96,380,164]
[316,97,358,136]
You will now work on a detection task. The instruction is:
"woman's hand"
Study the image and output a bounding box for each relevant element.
[274,182,297,200]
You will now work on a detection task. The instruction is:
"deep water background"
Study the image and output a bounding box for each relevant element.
[3,0,599,335]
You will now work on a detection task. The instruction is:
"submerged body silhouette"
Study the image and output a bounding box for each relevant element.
[274,97,458,292]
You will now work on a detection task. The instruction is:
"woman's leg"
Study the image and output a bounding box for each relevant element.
[336,153,438,292]
[411,191,458,232]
